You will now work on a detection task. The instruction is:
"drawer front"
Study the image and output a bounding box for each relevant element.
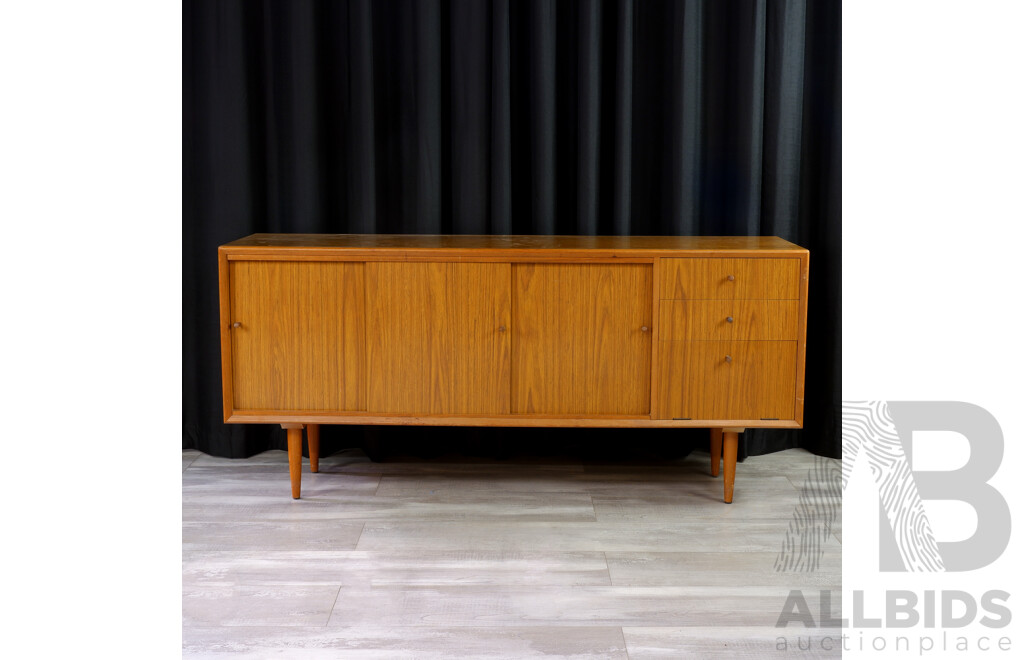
[661,258,800,300]
[659,299,799,341]
[656,340,797,421]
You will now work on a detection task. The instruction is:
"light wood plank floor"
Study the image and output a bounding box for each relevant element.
[183,446,841,659]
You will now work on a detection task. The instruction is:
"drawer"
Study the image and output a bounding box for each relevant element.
[659,299,799,341]
[656,340,797,421]
[661,258,800,300]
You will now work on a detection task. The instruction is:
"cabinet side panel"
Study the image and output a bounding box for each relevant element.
[794,252,810,426]
[511,263,652,415]
[219,249,234,421]
[229,261,366,411]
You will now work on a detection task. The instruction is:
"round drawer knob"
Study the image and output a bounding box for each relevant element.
[724,355,732,363]
[726,316,734,323]
[499,326,507,332]
[641,326,649,332]
[232,322,242,329]
[727,275,735,282]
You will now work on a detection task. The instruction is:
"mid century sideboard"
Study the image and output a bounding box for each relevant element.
[218,234,809,502]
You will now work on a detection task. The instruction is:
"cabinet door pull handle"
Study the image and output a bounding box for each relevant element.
[232,322,242,329]
[641,326,649,332]
[726,316,734,323]
[727,274,735,282]
[498,325,507,332]
[724,355,732,363]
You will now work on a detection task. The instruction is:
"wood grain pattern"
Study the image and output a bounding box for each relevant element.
[659,299,799,341]
[217,250,234,422]
[366,262,511,415]
[660,258,801,300]
[229,261,366,411]
[185,626,631,659]
[286,426,303,499]
[223,233,805,253]
[709,428,723,477]
[356,520,800,553]
[723,430,739,503]
[324,584,822,627]
[657,341,797,420]
[794,252,810,426]
[220,238,808,433]
[307,423,320,473]
[183,550,611,585]
[218,237,810,507]
[183,585,340,627]
[183,447,840,656]
[589,479,828,520]
[623,626,841,659]
[649,258,663,419]
[605,549,840,586]
[183,520,366,551]
[225,412,801,428]
[511,264,652,415]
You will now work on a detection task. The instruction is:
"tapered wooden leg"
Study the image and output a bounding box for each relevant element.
[722,430,739,503]
[307,424,320,473]
[282,424,304,499]
[709,428,723,477]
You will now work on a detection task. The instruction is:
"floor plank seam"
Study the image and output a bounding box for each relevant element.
[326,584,343,627]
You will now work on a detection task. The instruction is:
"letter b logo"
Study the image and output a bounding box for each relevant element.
[843,401,1010,572]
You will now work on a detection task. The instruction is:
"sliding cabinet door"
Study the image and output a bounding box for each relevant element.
[366,262,511,415]
[511,264,652,415]
[229,261,366,411]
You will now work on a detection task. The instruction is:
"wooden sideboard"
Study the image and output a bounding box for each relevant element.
[219,234,809,502]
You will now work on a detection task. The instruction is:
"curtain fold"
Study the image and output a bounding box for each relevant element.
[610,0,633,236]
[184,0,841,460]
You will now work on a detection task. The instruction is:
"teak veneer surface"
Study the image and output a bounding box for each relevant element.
[222,233,804,256]
[229,261,366,411]
[218,234,809,501]
[510,263,652,415]
[366,262,511,415]
[659,300,800,342]
[656,340,798,421]
[660,258,801,300]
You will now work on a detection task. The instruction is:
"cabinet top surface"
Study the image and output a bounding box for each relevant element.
[221,234,806,254]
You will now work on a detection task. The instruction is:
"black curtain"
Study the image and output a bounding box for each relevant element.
[184,0,840,461]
